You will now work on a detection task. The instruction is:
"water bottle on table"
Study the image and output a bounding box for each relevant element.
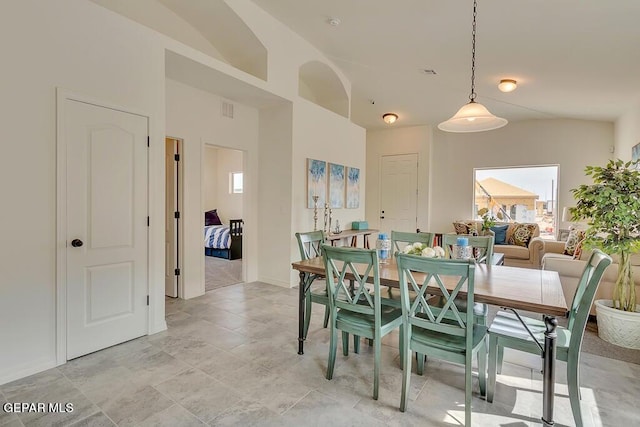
[376,233,391,264]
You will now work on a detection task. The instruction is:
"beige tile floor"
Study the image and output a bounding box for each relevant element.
[2,281,639,426]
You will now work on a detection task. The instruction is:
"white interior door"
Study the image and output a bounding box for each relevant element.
[165,138,179,297]
[379,154,418,233]
[65,99,148,359]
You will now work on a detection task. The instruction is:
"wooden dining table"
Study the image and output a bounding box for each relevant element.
[291,257,567,427]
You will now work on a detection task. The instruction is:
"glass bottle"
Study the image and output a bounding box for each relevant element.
[376,233,391,264]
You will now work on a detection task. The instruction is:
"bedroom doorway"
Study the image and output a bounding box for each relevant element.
[203,144,244,291]
[165,137,182,298]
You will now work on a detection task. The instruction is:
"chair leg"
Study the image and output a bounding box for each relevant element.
[400,336,412,412]
[496,344,504,375]
[354,335,361,354]
[487,334,498,403]
[342,331,349,356]
[399,327,404,370]
[465,353,472,427]
[322,306,330,328]
[477,338,487,397]
[567,356,583,427]
[373,333,381,400]
[416,352,425,376]
[327,319,338,380]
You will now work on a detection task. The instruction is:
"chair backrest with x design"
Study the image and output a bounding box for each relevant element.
[321,245,380,319]
[442,234,494,264]
[396,254,476,340]
[391,231,435,255]
[296,230,325,261]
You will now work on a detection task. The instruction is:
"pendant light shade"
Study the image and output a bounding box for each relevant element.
[438,0,507,133]
[437,101,508,133]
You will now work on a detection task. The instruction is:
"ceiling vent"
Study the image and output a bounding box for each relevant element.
[221,101,234,119]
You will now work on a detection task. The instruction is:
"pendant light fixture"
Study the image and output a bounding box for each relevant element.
[438,0,507,133]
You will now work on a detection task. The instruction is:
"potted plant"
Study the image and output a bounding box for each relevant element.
[475,208,497,236]
[571,159,640,348]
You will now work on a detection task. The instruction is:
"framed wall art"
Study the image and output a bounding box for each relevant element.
[329,163,345,208]
[346,166,360,208]
[307,158,326,208]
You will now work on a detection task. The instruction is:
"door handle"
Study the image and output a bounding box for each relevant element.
[71,239,83,247]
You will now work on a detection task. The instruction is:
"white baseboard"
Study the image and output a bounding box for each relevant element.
[257,276,292,288]
[0,358,58,386]
[150,320,168,335]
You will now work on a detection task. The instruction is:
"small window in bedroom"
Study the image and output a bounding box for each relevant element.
[230,172,243,194]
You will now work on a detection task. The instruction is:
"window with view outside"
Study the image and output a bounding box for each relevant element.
[474,166,559,240]
[230,172,243,194]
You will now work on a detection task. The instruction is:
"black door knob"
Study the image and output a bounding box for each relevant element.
[71,239,83,247]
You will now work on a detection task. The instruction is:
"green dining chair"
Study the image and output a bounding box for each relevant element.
[295,231,329,339]
[396,254,487,425]
[486,249,612,427]
[391,230,435,254]
[442,234,495,265]
[430,234,493,336]
[322,244,403,400]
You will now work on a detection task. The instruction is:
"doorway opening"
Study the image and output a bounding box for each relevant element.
[203,144,245,291]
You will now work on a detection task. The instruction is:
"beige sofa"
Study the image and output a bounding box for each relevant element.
[541,241,640,315]
[461,221,545,268]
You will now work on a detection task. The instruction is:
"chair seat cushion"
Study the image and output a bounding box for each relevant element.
[488,311,570,349]
[411,323,487,353]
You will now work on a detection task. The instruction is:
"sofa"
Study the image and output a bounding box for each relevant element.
[541,241,640,315]
[454,221,545,268]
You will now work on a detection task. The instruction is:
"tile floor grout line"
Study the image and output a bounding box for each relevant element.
[56,367,113,426]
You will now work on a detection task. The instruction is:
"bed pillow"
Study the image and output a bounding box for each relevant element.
[489,224,509,245]
[204,209,223,226]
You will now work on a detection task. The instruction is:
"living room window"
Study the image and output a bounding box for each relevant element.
[474,165,559,240]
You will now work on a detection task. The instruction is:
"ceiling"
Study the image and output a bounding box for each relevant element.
[250,0,640,130]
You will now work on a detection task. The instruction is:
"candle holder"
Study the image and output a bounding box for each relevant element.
[323,203,329,234]
[312,195,319,231]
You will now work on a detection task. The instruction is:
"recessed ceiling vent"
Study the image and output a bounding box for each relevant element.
[221,101,234,119]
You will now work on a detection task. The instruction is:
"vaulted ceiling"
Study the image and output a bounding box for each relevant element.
[251,0,640,130]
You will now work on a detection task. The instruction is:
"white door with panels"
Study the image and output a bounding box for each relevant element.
[379,154,418,233]
[64,99,149,359]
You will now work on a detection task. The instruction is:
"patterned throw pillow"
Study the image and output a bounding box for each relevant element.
[508,223,537,247]
[573,237,585,260]
[453,221,473,235]
[564,228,585,256]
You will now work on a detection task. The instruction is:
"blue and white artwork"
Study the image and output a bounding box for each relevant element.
[346,167,360,208]
[307,158,326,208]
[329,163,345,208]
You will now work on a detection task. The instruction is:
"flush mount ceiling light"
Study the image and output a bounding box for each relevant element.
[383,113,398,124]
[438,0,507,133]
[498,79,517,93]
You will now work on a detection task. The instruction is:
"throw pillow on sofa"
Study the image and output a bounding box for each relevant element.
[453,221,474,235]
[563,228,585,257]
[489,224,509,245]
[508,223,537,247]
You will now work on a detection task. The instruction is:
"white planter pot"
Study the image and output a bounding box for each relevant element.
[594,300,640,350]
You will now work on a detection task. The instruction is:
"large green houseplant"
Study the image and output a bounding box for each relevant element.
[571,159,640,312]
[571,159,640,348]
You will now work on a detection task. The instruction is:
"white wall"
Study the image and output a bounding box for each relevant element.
[0,0,167,384]
[166,78,259,299]
[0,0,365,385]
[289,100,366,285]
[202,146,244,222]
[615,104,640,161]
[366,126,432,231]
[429,119,613,232]
[203,146,219,211]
